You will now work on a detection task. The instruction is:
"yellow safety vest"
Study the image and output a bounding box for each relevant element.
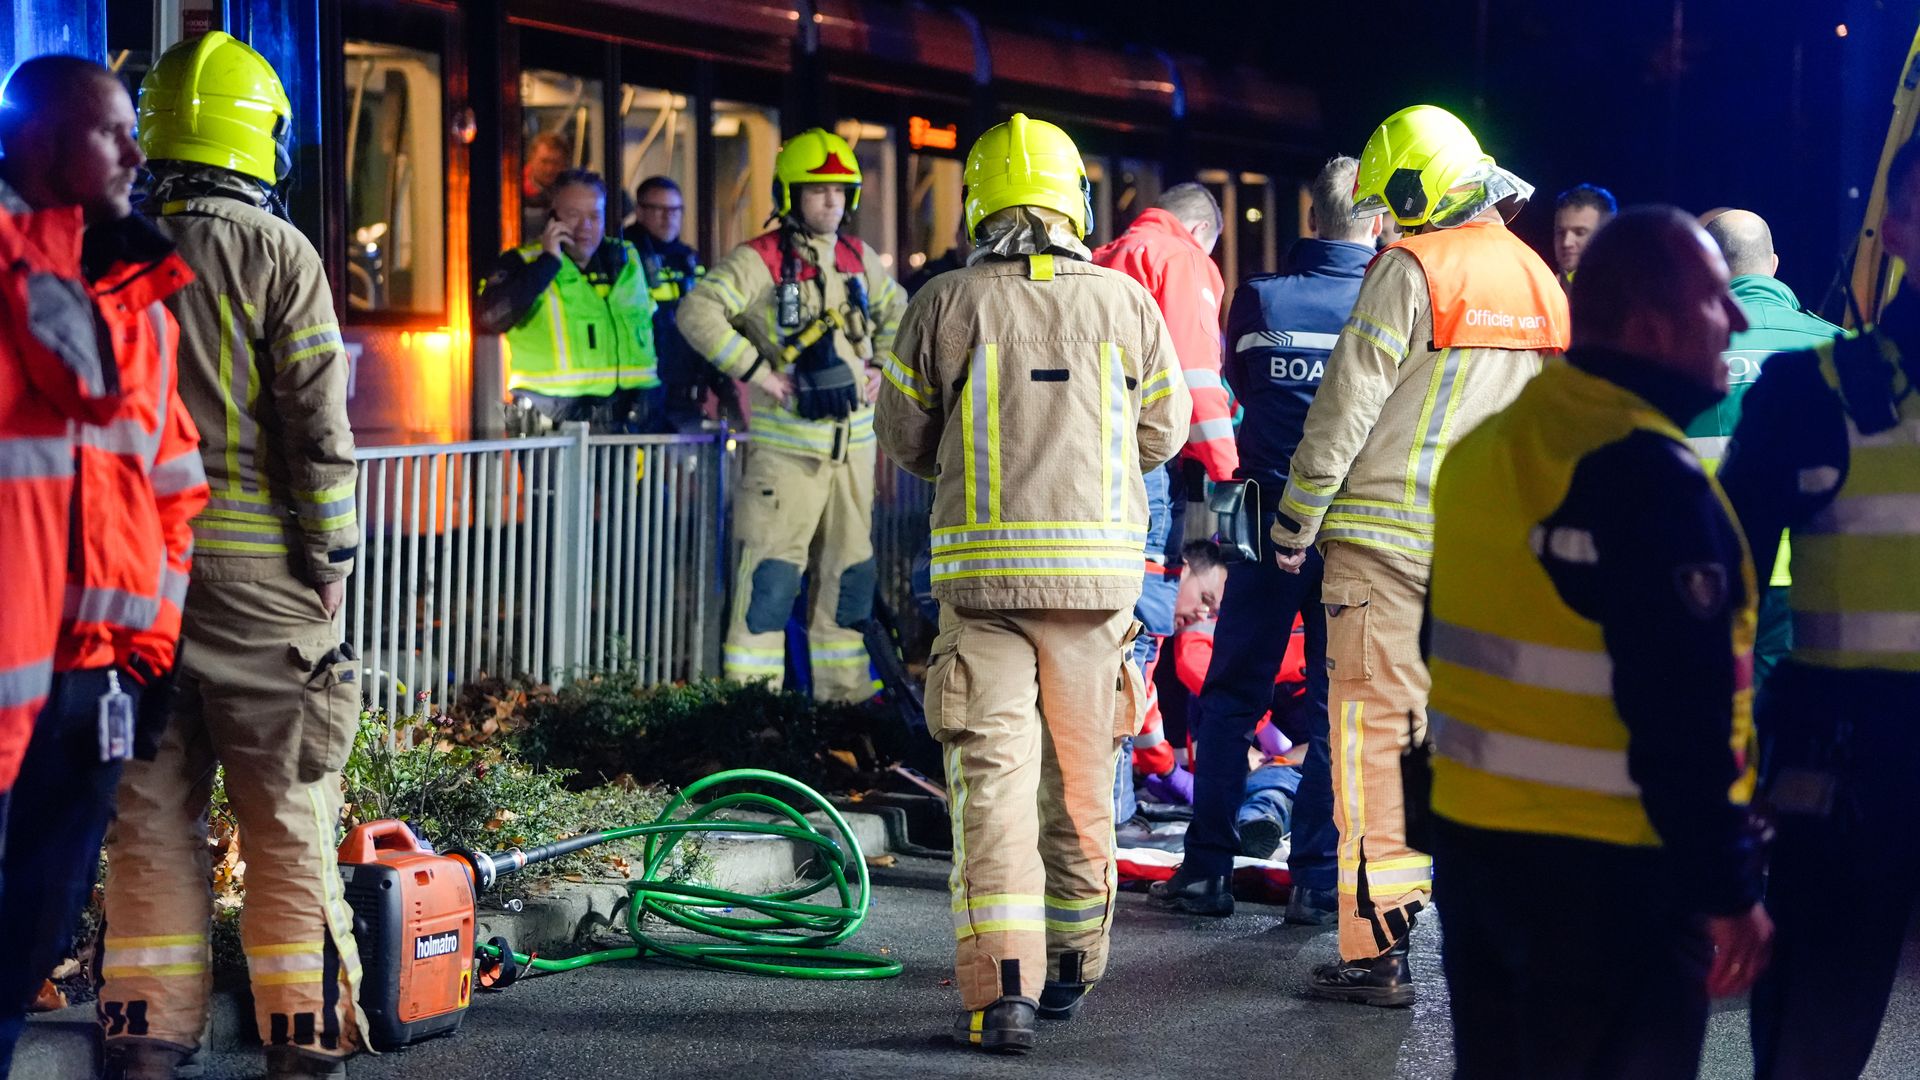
[1428,362,1757,847]
[1788,335,1920,673]
[501,240,659,397]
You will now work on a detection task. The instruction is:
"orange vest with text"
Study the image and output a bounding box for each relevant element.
[1387,220,1570,352]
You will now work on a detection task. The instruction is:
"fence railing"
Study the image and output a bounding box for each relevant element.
[344,424,931,717]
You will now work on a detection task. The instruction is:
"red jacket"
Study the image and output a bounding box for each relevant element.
[1093,209,1236,481]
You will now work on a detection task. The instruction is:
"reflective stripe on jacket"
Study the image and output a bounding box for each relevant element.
[495,239,659,396]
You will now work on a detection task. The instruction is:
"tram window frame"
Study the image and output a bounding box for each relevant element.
[905,150,964,277]
[711,98,782,255]
[617,83,699,251]
[339,26,449,322]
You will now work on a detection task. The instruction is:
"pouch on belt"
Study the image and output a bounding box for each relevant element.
[293,640,360,782]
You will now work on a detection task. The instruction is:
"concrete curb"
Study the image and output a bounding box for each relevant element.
[17,808,895,1077]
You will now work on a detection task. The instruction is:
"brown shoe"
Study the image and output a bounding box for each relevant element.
[265,1046,348,1078]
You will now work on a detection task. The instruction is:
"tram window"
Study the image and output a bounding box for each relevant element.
[835,120,896,267]
[344,40,445,314]
[1237,171,1278,280]
[619,85,697,241]
[1114,158,1162,234]
[1197,168,1236,288]
[712,100,779,253]
[1083,156,1112,247]
[521,69,605,245]
[905,153,963,273]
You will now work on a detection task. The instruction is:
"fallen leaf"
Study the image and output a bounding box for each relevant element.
[865,854,897,868]
[49,958,81,980]
[30,980,66,1012]
[827,749,858,771]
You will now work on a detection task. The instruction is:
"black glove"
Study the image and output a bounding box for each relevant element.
[790,334,860,420]
[124,652,179,761]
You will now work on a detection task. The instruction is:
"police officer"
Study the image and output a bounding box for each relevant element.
[100,33,363,1079]
[1273,105,1568,1005]
[1690,209,1844,690]
[1429,206,1772,1077]
[1723,137,1920,1080]
[624,175,726,430]
[876,113,1189,1053]
[1150,156,1377,922]
[677,129,906,700]
[478,169,661,433]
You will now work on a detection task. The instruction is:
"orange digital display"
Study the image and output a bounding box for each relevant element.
[909,115,959,151]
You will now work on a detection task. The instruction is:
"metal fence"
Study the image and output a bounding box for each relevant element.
[344,425,931,717]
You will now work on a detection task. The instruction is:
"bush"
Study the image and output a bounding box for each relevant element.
[514,673,912,792]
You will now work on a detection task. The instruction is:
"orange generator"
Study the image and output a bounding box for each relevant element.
[338,819,476,1048]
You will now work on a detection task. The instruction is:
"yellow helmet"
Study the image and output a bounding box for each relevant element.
[772,128,862,218]
[138,31,292,185]
[1352,104,1531,229]
[963,113,1090,239]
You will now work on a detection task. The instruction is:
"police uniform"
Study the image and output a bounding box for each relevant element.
[1720,299,1920,1079]
[677,129,905,702]
[623,227,712,430]
[1428,352,1761,1076]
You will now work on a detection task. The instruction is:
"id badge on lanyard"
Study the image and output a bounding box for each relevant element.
[98,670,134,763]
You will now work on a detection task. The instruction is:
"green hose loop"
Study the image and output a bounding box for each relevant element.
[478,768,902,981]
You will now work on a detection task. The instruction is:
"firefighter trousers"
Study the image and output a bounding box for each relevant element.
[928,605,1143,1008]
[100,570,365,1057]
[1321,542,1433,961]
[723,443,877,702]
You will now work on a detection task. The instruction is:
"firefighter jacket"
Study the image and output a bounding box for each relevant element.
[0,177,207,788]
[1429,352,1761,915]
[622,228,706,400]
[875,251,1192,611]
[1273,219,1568,568]
[476,239,660,397]
[148,170,357,584]
[679,226,906,460]
[1093,208,1236,482]
[1720,296,1920,677]
[1224,238,1373,492]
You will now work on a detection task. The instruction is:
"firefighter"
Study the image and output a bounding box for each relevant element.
[1428,206,1771,1076]
[0,55,206,1071]
[1271,104,1569,1005]
[1724,136,1920,1080]
[877,112,1191,1053]
[678,128,906,700]
[99,33,363,1079]
[478,168,662,433]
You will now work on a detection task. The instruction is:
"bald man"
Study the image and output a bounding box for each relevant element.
[1688,210,1844,691]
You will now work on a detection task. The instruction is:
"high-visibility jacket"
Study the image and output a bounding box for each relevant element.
[58,215,209,676]
[1273,219,1567,566]
[679,227,905,461]
[151,179,357,583]
[494,239,660,397]
[1429,361,1756,847]
[1093,209,1237,482]
[1786,336,1920,673]
[876,252,1191,611]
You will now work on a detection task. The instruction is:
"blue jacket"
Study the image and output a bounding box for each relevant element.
[1222,238,1373,492]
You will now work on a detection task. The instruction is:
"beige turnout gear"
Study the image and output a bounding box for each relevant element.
[876,236,1191,1009]
[101,174,363,1059]
[678,227,905,698]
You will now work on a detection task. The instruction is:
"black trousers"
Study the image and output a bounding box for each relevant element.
[1434,818,1711,1080]
[1750,660,1920,1080]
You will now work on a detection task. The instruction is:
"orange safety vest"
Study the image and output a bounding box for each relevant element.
[1387,220,1570,352]
[55,235,207,677]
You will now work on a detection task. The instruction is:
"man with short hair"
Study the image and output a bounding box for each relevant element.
[1691,209,1844,689]
[679,128,906,701]
[1553,182,1617,285]
[1151,156,1377,923]
[1723,137,1920,1080]
[1429,205,1772,1078]
[0,53,206,1072]
[623,175,720,430]
[1273,105,1568,1006]
[521,131,570,239]
[479,168,662,433]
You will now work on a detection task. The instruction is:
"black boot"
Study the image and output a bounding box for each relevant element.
[265,1047,348,1078]
[1146,866,1233,916]
[1307,935,1414,1008]
[104,1041,198,1080]
[1284,885,1337,926]
[1037,951,1094,1020]
[951,997,1039,1053]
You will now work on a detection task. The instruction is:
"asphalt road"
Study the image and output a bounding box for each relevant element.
[187,856,1920,1079]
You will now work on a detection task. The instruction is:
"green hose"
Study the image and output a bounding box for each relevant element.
[476,768,903,981]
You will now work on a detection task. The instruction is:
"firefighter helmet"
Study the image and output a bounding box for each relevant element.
[962,113,1091,240]
[138,31,292,186]
[773,128,862,219]
[1352,104,1531,230]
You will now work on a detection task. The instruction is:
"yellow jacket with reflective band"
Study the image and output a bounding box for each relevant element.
[1271,227,1557,571]
[154,195,358,582]
[875,253,1192,611]
[494,240,659,397]
[1788,335,1920,673]
[677,229,905,461]
[1428,361,1757,847]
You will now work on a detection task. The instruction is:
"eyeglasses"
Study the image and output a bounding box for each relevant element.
[640,203,684,214]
